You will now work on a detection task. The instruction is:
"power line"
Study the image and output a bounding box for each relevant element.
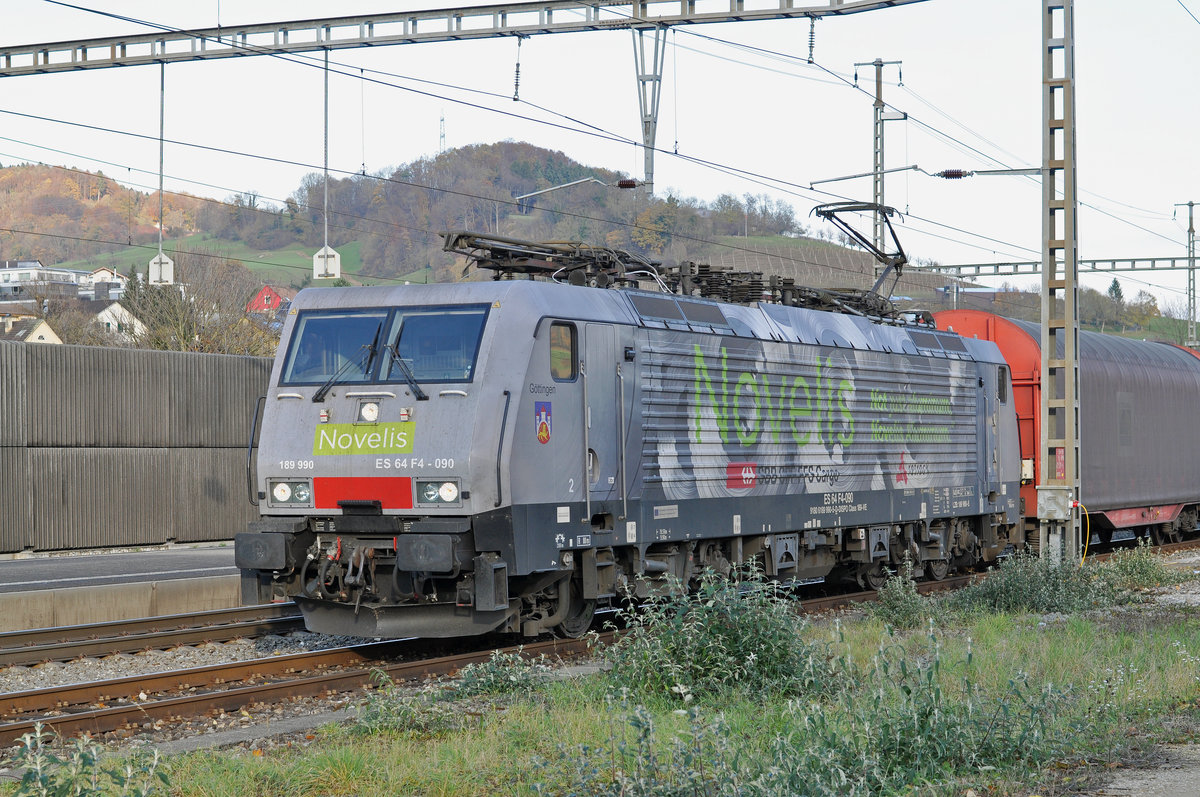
[19,3,1048,263]
[11,2,1185,289]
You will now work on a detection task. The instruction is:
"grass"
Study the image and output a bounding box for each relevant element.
[4,548,1198,796]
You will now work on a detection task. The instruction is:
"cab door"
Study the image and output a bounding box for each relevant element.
[584,323,619,507]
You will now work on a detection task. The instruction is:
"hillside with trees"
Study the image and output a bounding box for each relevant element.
[0,143,988,353]
[0,143,813,284]
[0,163,206,263]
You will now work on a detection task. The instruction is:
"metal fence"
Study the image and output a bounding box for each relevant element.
[0,342,270,552]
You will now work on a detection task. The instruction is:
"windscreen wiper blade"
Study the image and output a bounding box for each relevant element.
[312,323,381,403]
[386,343,429,401]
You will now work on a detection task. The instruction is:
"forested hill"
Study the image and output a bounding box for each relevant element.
[203,140,810,283]
[0,163,207,265]
[0,142,812,283]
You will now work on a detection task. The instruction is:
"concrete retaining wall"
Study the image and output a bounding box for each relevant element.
[0,575,242,631]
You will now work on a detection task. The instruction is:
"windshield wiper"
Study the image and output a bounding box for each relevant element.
[386,342,429,401]
[312,323,381,403]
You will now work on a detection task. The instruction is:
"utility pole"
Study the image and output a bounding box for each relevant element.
[1038,0,1081,563]
[1176,201,1198,347]
[855,58,905,275]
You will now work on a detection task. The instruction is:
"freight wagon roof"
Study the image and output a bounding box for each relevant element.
[934,309,1200,378]
[290,282,994,363]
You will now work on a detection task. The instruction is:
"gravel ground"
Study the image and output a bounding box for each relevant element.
[0,547,1197,786]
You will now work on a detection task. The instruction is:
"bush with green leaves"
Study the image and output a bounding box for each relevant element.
[944,550,1117,616]
[602,569,836,701]
[356,670,473,737]
[542,631,1070,796]
[450,647,553,699]
[1097,538,1187,592]
[4,723,168,797]
[868,556,948,630]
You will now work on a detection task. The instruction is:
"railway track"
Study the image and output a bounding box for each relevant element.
[0,635,595,747]
[0,603,305,668]
[0,577,970,746]
[3,539,1195,749]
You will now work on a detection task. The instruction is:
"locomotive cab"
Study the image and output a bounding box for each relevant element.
[236,282,611,638]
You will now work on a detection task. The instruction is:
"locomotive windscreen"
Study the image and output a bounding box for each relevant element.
[280,304,489,385]
[281,309,387,384]
[382,305,489,383]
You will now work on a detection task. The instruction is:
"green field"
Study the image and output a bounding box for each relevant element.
[58,234,365,288]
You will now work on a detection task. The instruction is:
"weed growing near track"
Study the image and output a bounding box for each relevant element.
[151,550,1198,796]
[449,647,553,699]
[2,723,168,796]
[538,627,1077,796]
[1098,539,1189,592]
[869,556,949,630]
[600,570,836,701]
[871,543,1188,629]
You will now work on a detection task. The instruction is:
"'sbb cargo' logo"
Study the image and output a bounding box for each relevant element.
[313,423,415,456]
[726,462,757,489]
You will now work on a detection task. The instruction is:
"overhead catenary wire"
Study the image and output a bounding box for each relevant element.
[24,1,1046,262]
[10,1,1191,297]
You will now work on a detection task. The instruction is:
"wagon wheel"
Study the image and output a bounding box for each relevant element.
[1151,523,1181,546]
[857,563,890,591]
[555,579,596,639]
[924,559,950,581]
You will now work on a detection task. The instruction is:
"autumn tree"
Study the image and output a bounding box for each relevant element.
[1125,289,1160,328]
[631,196,680,255]
[121,249,278,356]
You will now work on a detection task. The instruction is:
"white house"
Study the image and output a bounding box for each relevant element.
[0,260,90,300]
[0,315,62,344]
[77,299,146,342]
[79,267,130,301]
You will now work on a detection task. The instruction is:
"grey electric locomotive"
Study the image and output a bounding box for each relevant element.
[236,227,1021,638]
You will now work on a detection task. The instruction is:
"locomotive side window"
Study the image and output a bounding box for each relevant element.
[998,366,1009,404]
[383,304,489,383]
[550,322,576,381]
[281,310,388,385]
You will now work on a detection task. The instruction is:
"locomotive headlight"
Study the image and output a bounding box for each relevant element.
[416,479,461,506]
[360,402,379,423]
[268,479,313,506]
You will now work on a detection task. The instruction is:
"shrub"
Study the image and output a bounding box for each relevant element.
[602,569,836,701]
[945,551,1117,616]
[869,556,947,630]
[541,633,1068,796]
[1097,539,1187,592]
[355,671,471,737]
[450,647,553,699]
[4,723,168,797]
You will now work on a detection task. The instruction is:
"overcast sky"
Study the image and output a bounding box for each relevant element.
[1,1,1198,306]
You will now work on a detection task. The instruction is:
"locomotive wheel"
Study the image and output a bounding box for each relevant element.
[924,559,950,581]
[858,563,890,591]
[555,581,596,639]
